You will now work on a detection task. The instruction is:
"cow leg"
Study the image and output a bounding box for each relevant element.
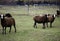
[14,25,16,33]
[50,22,52,28]
[9,26,11,33]
[43,23,45,29]
[5,27,6,34]
[2,27,4,34]
[14,26,16,33]
[46,22,48,27]
[34,22,37,28]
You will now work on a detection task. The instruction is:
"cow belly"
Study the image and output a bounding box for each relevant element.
[36,21,46,23]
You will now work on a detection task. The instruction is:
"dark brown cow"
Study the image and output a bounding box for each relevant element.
[46,14,56,27]
[0,14,16,34]
[33,15,47,29]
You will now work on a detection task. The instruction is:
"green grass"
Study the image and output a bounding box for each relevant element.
[0,5,60,41]
[0,5,59,15]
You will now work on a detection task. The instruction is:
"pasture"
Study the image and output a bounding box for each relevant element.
[0,5,60,41]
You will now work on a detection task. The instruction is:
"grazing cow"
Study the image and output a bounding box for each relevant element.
[46,14,56,27]
[33,14,47,29]
[0,14,16,34]
[57,10,60,17]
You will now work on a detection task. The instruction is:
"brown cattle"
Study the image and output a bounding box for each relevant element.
[33,14,47,29]
[0,14,16,34]
[46,14,56,27]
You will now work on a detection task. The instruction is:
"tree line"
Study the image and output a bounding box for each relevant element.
[0,0,60,5]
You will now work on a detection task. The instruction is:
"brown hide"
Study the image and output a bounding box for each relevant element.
[34,16,47,22]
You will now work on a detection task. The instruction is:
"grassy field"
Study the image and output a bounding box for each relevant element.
[0,5,59,15]
[0,5,60,41]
